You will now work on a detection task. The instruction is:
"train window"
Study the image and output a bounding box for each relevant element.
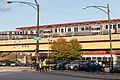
[96,27,100,30]
[20,31,22,34]
[105,25,108,29]
[82,57,85,60]
[110,25,112,29]
[25,31,28,34]
[55,29,57,33]
[59,29,60,32]
[23,31,24,34]
[61,28,64,33]
[44,31,51,33]
[113,25,116,29]
[14,32,16,35]
[30,30,33,34]
[68,28,71,32]
[17,32,19,34]
[81,27,84,31]
[92,57,96,60]
[85,27,89,30]
[74,27,78,32]
[118,24,120,28]
[65,28,66,32]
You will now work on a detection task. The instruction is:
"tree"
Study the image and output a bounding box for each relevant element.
[69,38,83,60]
[50,38,83,60]
[50,38,71,60]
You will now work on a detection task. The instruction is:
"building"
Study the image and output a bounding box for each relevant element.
[0,18,120,64]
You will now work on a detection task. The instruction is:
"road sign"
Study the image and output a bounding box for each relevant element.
[34,37,41,40]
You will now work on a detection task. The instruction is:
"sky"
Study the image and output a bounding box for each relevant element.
[0,0,120,31]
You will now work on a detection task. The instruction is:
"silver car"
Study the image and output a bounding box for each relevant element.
[65,60,86,71]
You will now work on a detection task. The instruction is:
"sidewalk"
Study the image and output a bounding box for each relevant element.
[0,67,32,72]
[46,70,120,80]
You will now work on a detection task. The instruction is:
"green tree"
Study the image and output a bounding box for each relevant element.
[50,38,83,60]
[69,38,83,60]
[50,38,71,60]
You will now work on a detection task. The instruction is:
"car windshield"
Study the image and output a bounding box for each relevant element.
[71,60,79,64]
[116,64,120,67]
[57,62,63,65]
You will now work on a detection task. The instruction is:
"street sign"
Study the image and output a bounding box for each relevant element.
[34,37,41,40]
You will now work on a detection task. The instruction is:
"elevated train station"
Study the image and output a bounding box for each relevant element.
[0,19,120,64]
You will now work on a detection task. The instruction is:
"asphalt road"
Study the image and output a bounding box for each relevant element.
[0,72,100,80]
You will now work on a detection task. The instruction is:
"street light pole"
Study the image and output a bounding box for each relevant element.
[7,0,40,68]
[35,0,40,62]
[82,4,113,71]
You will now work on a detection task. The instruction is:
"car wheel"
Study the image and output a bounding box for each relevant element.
[73,66,78,71]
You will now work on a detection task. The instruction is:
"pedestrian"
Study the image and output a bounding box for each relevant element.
[42,59,47,72]
[39,59,42,72]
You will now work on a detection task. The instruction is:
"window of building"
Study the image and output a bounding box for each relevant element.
[86,57,91,60]
[108,57,112,61]
[103,57,107,61]
[97,57,101,61]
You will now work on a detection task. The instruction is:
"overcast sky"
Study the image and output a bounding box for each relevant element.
[0,0,120,31]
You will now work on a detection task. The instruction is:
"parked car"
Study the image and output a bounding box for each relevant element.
[79,62,103,72]
[110,64,120,73]
[10,62,16,66]
[53,61,71,70]
[65,60,86,71]
[0,61,11,66]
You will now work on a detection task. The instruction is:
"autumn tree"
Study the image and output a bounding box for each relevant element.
[50,38,71,60]
[68,38,83,60]
[50,38,83,60]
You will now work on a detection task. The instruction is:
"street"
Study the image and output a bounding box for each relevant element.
[0,72,100,80]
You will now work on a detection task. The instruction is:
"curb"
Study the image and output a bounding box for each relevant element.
[45,71,120,80]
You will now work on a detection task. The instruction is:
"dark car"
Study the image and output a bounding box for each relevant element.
[53,61,70,70]
[79,62,103,72]
[110,64,120,73]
